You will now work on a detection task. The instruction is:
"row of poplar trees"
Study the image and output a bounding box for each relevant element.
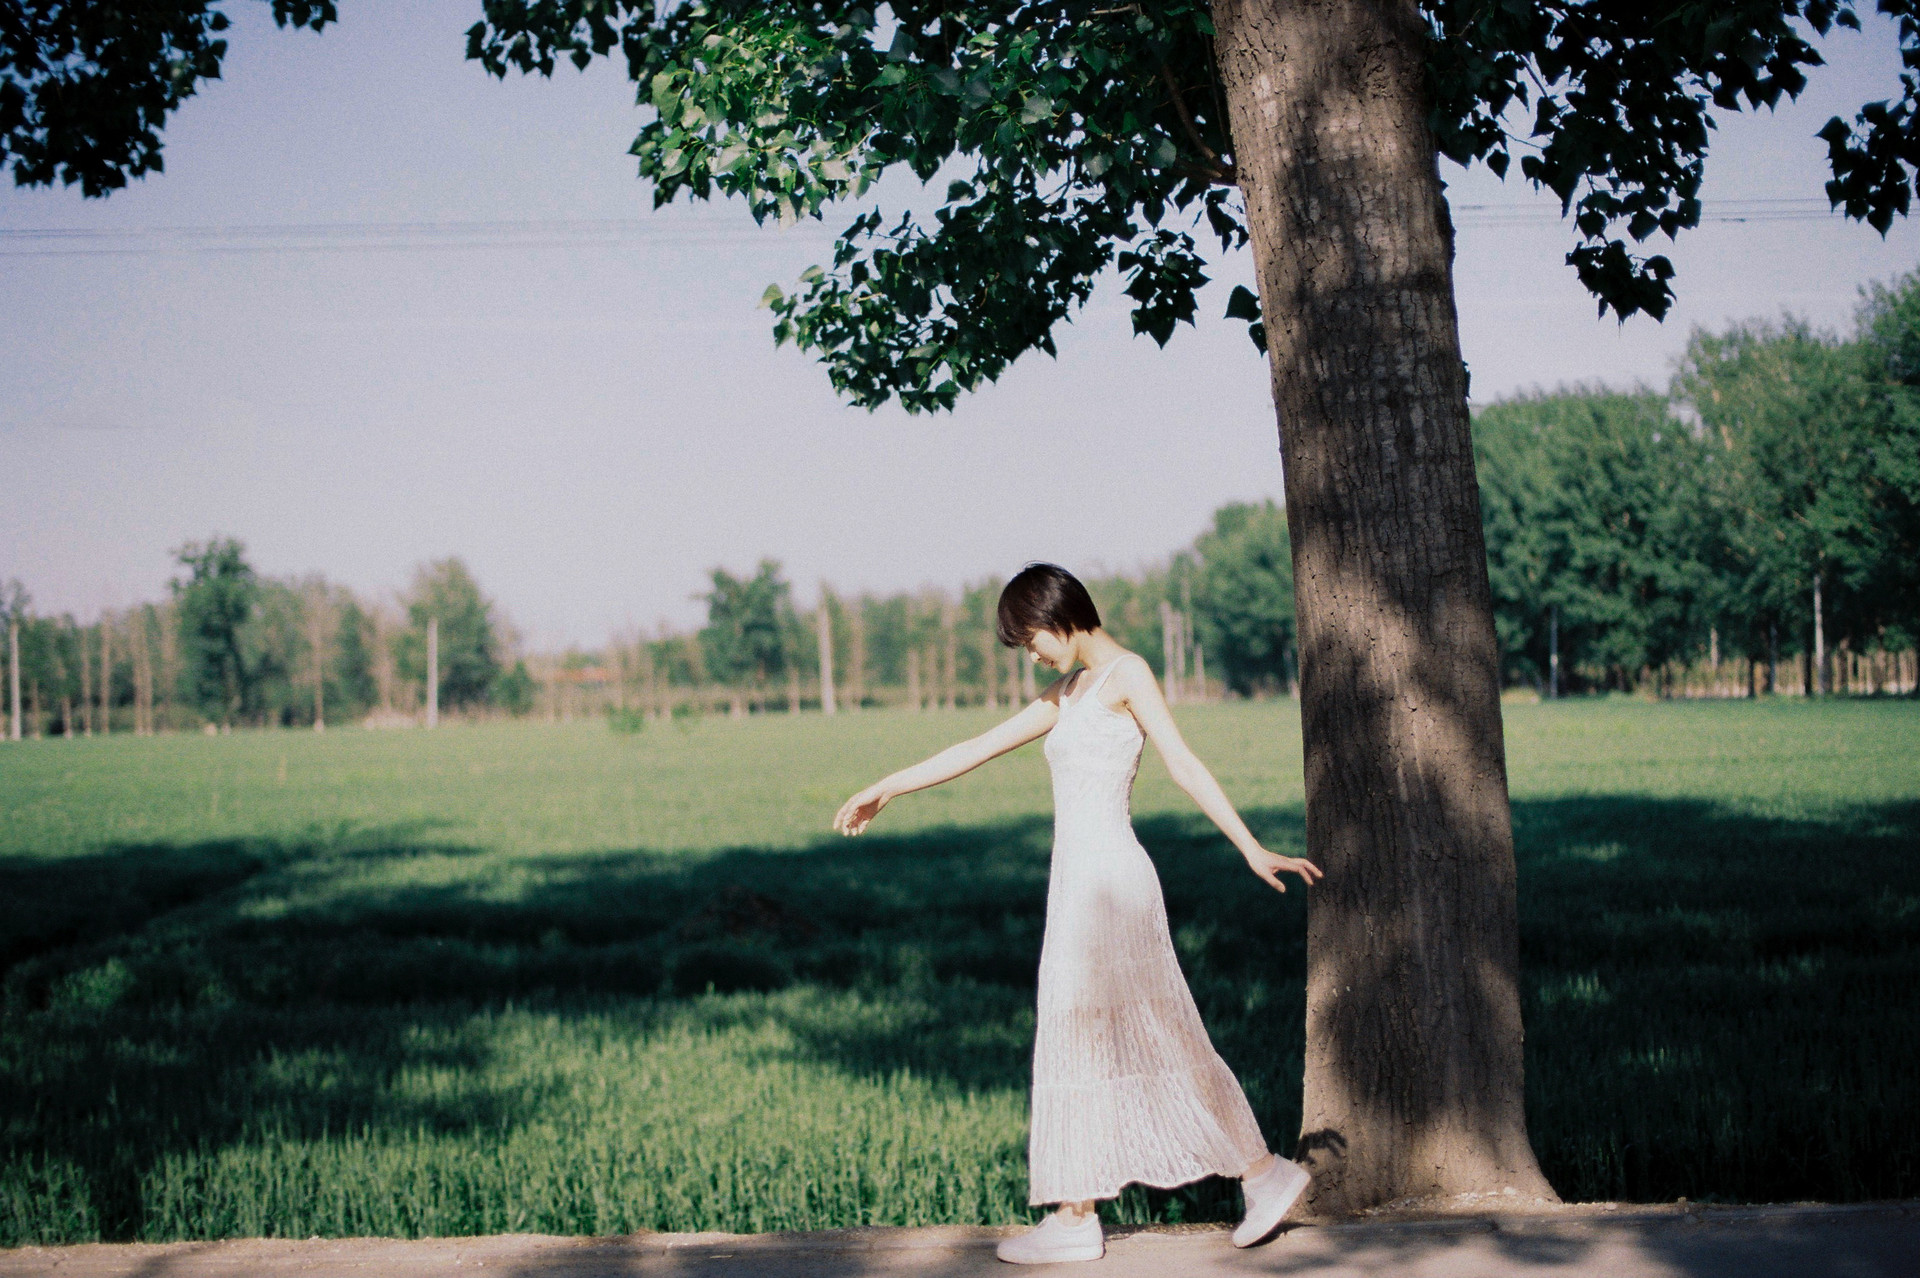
[608,497,1300,718]
[1,543,530,736]
[0,500,1300,736]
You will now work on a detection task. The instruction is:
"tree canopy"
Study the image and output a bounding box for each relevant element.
[1474,266,1920,692]
[698,559,793,688]
[1192,499,1295,696]
[454,0,1920,408]
[171,535,258,727]
[1681,304,1920,653]
[0,1,337,196]
[1474,389,1721,688]
[396,558,504,710]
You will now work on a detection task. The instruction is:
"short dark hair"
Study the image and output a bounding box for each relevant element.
[996,563,1102,647]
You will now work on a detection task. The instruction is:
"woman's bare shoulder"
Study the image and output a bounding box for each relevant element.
[1107,652,1159,702]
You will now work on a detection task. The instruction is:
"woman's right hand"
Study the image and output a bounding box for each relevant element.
[833,783,891,836]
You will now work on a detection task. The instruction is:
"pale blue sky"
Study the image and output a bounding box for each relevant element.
[4,4,1918,648]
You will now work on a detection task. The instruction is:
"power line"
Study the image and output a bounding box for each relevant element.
[0,215,837,257]
[1450,197,1841,227]
[0,199,1851,257]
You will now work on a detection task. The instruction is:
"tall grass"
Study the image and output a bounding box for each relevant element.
[1,699,1915,1243]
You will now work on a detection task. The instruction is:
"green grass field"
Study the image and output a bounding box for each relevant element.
[2,698,1916,1243]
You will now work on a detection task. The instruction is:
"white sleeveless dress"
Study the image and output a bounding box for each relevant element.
[1026,657,1270,1205]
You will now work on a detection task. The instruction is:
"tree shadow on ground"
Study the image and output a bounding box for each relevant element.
[1,796,1915,1240]
[1510,796,1920,1207]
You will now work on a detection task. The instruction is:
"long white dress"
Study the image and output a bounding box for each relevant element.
[1027,656,1269,1206]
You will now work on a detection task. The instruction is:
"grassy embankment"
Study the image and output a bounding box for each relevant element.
[1,697,1915,1243]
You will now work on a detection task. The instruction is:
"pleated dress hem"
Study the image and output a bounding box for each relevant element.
[1027,1163,1263,1210]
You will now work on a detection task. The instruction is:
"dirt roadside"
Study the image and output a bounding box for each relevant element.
[3,1201,1914,1278]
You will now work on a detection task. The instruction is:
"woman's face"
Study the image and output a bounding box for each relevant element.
[1024,628,1073,672]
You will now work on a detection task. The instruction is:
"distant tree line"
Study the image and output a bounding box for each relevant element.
[0,499,1296,736]
[0,542,530,737]
[10,260,1916,739]
[578,499,1299,724]
[1477,268,1920,699]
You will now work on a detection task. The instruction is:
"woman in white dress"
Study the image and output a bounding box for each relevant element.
[833,563,1323,1263]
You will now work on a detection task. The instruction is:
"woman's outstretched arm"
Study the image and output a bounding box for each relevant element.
[1107,654,1323,893]
[832,694,1060,835]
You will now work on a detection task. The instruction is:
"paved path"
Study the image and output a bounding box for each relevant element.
[4,1202,1915,1277]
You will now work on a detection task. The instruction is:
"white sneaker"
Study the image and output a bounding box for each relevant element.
[996,1209,1105,1264]
[1233,1156,1311,1247]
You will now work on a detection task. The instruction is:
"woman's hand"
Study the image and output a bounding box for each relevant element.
[1243,845,1323,893]
[833,783,891,836]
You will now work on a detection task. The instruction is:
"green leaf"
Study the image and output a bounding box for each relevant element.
[1225,285,1262,323]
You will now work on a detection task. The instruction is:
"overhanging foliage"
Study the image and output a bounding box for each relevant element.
[463,0,1920,408]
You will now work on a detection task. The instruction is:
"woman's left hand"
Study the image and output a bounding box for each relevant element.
[833,784,891,836]
[1243,845,1323,893]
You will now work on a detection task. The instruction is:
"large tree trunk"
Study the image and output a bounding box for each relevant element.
[1214,0,1556,1216]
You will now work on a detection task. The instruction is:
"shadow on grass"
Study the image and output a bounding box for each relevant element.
[1,797,1915,1240]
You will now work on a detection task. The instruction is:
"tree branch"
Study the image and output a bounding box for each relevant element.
[1156,61,1235,185]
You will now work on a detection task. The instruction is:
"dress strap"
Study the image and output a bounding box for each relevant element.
[1084,656,1126,700]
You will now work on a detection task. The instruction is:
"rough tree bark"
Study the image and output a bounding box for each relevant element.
[1213,0,1557,1215]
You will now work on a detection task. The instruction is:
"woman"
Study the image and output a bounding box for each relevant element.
[833,563,1322,1263]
